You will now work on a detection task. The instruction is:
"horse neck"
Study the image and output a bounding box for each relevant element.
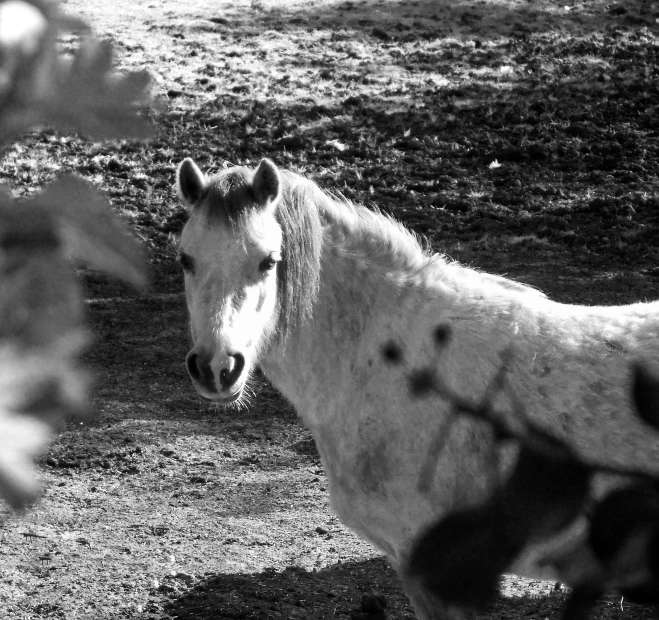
[260,223,412,418]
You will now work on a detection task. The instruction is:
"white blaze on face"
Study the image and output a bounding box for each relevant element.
[228,209,282,349]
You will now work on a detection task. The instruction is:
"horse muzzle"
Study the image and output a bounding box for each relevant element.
[185,347,246,404]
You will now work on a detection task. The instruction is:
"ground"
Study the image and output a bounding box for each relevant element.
[0,0,659,618]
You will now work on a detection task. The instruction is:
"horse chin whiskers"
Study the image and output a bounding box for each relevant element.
[202,393,247,412]
[226,377,256,412]
[225,388,252,412]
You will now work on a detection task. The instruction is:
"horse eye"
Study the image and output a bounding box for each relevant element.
[177,252,194,273]
[259,255,278,272]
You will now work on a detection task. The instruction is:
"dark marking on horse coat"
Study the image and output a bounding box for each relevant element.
[434,324,452,348]
[409,368,436,397]
[382,341,403,364]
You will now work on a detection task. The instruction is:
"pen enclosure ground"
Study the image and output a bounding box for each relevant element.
[1,0,659,618]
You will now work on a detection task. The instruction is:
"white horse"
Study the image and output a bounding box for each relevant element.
[176,157,659,619]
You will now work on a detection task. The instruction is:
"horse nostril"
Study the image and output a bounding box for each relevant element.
[186,350,216,391]
[186,352,200,381]
[219,352,245,389]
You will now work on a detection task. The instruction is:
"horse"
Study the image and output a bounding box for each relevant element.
[175,157,659,619]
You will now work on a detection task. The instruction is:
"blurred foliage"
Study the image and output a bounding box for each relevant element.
[0,0,151,509]
[406,352,659,620]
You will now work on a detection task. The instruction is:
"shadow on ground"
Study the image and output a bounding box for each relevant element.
[162,556,653,620]
[188,0,657,41]
[163,557,414,620]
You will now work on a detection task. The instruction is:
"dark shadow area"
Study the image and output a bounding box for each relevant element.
[163,557,415,620]
[84,0,659,305]
[153,56,659,300]
[167,0,658,42]
[162,558,656,620]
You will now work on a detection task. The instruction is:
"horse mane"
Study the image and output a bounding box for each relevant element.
[277,171,546,314]
[274,171,440,333]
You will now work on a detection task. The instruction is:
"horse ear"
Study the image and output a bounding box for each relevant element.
[252,159,281,209]
[176,158,207,207]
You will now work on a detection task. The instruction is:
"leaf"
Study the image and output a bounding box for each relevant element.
[0,1,47,57]
[498,446,590,542]
[405,504,511,610]
[405,442,589,612]
[26,176,149,288]
[0,406,51,509]
[589,484,659,565]
[631,362,659,431]
[0,1,155,145]
[0,1,150,512]
[37,37,156,140]
[562,585,602,620]
[589,485,659,564]
[0,339,90,509]
[588,484,659,603]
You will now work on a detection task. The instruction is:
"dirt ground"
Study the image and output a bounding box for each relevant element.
[1,0,659,618]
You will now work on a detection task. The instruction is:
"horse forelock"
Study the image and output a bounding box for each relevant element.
[196,166,256,226]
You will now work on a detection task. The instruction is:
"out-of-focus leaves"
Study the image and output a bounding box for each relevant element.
[26,176,149,289]
[588,484,659,603]
[632,362,659,431]
[0,0,152,511]
[562,585,602,620]
[622,528,659,602]
[0,196,82,348]
[406,445,589,612]
[0,176,146,509]
[0,0,154,145]
[31,37,154,141]
[0,1,47,57]
[0,337,89,509]
[0,406,50,509]
[1,188,89,508]
[499,446,590,542]
[589,484,659,564]
[405,504,512,610]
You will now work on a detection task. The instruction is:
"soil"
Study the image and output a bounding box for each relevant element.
[1,0,659,618]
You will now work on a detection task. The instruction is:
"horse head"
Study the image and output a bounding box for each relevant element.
[176,158,283,404]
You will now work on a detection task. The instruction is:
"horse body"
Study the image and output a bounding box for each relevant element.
[176,157,659,619]
[261,232,659,564]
